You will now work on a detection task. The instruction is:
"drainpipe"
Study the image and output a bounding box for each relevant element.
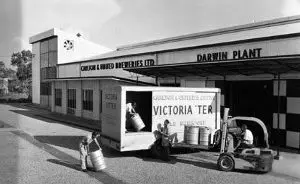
[274,73,281,160]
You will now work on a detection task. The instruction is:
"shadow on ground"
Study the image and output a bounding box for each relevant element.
[47,158,125,184]
[34,135,84,151]
[47,159,82,171]
[174,156,218,170]
[9,108,93,132]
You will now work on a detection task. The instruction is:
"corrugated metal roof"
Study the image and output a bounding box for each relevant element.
[73,15,300,63]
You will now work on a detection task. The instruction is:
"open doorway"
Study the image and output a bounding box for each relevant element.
[125,91,152,132]
[225,80,273,147]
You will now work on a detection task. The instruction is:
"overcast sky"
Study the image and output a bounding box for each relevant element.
[0,0,300,67]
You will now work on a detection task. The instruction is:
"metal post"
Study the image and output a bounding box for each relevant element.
[274,74,281,160]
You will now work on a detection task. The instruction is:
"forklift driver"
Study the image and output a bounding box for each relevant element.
[234,124,254,151]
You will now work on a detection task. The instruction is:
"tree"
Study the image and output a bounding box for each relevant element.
[10,50,32,98]
[0,61,6,78]
[0,61,16,79]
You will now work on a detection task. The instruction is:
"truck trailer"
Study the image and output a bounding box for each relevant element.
[100,85,221,152]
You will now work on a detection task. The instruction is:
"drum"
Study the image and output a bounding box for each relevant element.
[199,127,210,146]
[130,113,145,131]
[184,126,199,145]
[90,150,106,171]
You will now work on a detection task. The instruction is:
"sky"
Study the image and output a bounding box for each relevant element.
[0,0,300,67]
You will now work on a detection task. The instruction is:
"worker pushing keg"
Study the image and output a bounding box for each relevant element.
[79,131,106,172]
[126,101,145,132]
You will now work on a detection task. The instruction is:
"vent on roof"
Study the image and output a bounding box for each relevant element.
[64,40,74,50]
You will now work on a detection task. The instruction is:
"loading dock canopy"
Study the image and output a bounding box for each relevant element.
[125,56,300,78]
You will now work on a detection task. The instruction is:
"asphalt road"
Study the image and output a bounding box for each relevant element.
[0,103,299,184]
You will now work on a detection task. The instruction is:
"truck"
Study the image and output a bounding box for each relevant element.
[100,85,221,152]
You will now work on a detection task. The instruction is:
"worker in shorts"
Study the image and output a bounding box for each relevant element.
[79,132,102,172]
[79,136,89,172]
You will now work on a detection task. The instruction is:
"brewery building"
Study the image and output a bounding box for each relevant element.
[30,15,300,149]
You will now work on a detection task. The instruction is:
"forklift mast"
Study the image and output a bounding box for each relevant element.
[220,108,230,153]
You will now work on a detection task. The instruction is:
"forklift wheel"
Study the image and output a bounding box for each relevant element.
[217,154,235,172]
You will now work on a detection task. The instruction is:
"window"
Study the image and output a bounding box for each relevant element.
[40,40,49,54]
[67,89,76,109]
[55,89,62,106]
[40,37,58,81]
[82,89,93,111]
[40,53,49,68]
[40,82,51,95]
[47,67,57,79]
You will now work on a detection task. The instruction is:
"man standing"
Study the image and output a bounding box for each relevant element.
[79,136,89,172]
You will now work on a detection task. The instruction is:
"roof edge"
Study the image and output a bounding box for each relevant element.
[117,15,300,51]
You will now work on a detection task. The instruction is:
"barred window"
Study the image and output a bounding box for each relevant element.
[55,89,62,106]
[67,89,76,109]
[82,89,93,111]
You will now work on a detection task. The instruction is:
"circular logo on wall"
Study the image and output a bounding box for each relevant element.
[63,40,74,50]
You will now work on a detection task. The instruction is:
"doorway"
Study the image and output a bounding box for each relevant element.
[225,80,273,146]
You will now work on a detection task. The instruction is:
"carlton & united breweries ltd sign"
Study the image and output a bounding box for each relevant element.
[197,48,262,62]
[81,59,155,71]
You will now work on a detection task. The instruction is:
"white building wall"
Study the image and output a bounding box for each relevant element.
[32,42,40,104]
[58,64,80,78]
[40,95,50,107]
[56,29,111,64]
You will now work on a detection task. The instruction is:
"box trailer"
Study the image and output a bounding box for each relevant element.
[100,85,221,152]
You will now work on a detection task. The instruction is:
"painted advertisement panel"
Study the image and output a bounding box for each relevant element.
[152,91,218,143]
[158,37,300,65]
[102,86,121,141]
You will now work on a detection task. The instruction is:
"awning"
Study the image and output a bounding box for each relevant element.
[124,56,300,78]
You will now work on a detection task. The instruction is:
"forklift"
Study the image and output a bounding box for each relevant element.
[215,110,274,172]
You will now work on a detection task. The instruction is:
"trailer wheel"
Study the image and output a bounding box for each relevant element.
[217,154,235,172]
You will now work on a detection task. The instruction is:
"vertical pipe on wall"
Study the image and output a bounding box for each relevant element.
[81,80,83,118]
[274,74,281,159]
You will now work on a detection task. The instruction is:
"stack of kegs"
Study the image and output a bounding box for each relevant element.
[184,125,211,146]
